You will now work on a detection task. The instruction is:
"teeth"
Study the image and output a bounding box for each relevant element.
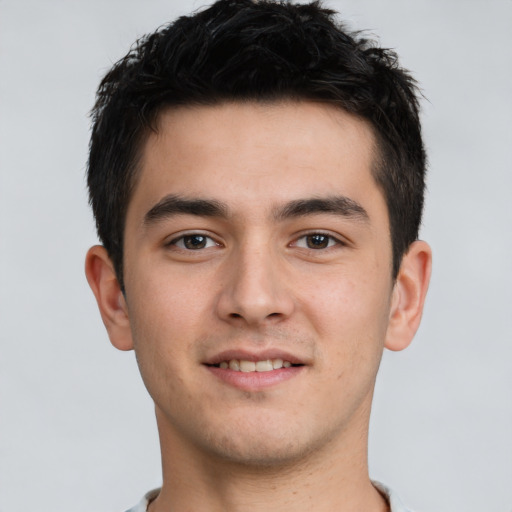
[255,360,273,372]
[240,360,256,372]
[228,359,240,371]
[217,359,294,372]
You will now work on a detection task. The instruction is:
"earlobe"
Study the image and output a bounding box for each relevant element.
[384,240,432,352]
[85,245,134,351]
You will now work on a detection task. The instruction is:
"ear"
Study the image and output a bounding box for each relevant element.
[385,240,432,352]
[85,245,134,351]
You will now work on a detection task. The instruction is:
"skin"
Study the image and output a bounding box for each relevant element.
[86,101,431,512]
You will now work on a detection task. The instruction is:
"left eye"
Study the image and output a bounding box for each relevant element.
[170,234,218,250]
[294,233,339,249]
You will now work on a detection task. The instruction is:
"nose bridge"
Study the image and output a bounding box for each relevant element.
[217,234,293,325]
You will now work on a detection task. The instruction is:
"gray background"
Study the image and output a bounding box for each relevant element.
[0,0,511,510]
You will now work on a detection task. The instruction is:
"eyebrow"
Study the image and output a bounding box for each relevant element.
[274,196,369,222]
[144,194,229,225]
[143,194,369,226]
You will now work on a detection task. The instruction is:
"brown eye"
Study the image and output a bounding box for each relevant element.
[183,235,207,249]
[170,234,218,250]
[293,233,341,250]
[306,234,330,249]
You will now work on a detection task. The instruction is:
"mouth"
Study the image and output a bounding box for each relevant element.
[203,351,306,391]
[207,358,301,372]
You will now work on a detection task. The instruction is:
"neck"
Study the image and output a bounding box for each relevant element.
[149,403,388,512]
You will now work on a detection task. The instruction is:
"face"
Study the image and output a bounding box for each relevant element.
[116,102,403,465]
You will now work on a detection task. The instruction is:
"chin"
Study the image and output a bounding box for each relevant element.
[210,438,305,468]
[195,416,332,469]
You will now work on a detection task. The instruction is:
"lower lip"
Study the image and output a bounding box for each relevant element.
[205,365,304,391]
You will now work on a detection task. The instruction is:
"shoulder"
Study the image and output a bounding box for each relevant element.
[372,481,416,512]
[124,488,160,512]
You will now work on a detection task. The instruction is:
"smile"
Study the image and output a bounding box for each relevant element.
[204,350,306,390]
[213,359,295,372]
[206,360,304,391]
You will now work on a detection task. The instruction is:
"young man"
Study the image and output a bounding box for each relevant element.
[85,1,431,510]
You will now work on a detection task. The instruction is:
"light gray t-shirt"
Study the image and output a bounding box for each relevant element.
[125,482,415,512]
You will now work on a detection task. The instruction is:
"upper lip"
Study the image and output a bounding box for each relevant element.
[204,349,307,366]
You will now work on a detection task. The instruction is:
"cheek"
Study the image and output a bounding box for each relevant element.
[129,261,213,331]
[311,277,389,406]
[296,267,392,373]
[301,269,390,332]
[124,267,213,384]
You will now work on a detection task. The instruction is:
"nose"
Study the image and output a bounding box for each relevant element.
[215,243,295,327]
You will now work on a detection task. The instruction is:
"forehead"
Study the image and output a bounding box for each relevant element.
[128,101,383,223]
